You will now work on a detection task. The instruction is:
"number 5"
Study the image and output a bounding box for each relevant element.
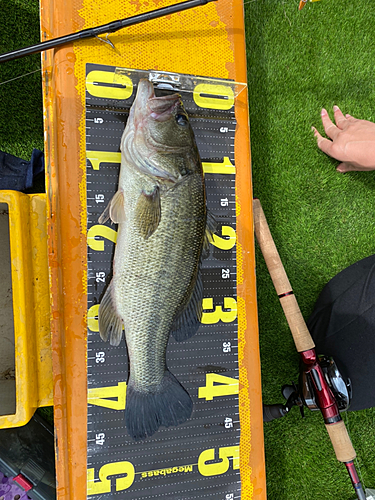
[87,461,135,495]
[198,446,239,476]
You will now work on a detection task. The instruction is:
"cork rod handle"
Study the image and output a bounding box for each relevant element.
[253,199,315,352]
[325,421,356,463]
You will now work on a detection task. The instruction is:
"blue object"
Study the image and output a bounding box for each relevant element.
[0,149,44,191]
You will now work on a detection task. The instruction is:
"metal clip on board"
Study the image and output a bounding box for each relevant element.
[0,191,53,429]
[253,198,366,500]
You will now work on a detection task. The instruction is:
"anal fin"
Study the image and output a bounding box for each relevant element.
[98,281,124,346]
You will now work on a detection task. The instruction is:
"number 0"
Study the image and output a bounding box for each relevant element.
[193,84,234,110]
[86,71,133,100]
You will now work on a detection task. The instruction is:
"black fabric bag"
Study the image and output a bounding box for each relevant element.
[0,149,44,191]
[307,254,375,412]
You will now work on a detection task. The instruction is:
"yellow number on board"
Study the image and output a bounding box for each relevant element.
[87,225,117,251]
[198,446,240,476]
[87,461,135,495]
[211,226,236,251]
[88,382,127,410]
[201,297,237,324]
[87,304,99,332]
[198,373,239,401]
[193,84,234,110]
[87,151,121,171]
[86,71,133,100]
[202,157,235,175]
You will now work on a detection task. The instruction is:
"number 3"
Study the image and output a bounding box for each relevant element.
[201,297,237,324]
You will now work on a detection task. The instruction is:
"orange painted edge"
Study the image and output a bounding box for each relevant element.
[41,0,87,498]
[228,4,266,498]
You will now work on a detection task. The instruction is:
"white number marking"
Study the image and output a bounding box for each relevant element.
[95,194,105,203]
[95,352,105,364]
[225,417,233,429]
[95,432,105,445]
[222,268,230,279]
[223,342,232,353]
[96,272,106,283]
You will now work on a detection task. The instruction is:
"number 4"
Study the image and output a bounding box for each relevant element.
[198,373,239,401]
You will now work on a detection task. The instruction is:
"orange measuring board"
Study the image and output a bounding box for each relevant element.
[40,0,266,498]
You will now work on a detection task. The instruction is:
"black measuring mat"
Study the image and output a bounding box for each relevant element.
[85,65,240,500]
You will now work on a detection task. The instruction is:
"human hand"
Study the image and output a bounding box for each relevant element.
[312,106,375,172]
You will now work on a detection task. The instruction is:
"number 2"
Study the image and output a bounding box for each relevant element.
[87,225,117,251]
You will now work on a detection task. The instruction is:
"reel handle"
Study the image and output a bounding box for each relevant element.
[253,198,315,352]
[263,404,288,422]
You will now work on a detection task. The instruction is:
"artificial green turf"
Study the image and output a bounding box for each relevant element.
[0,1,43,158]
[1,0,375,498]
[245,1,375,498]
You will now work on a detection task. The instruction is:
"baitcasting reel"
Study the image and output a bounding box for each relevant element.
[263,355,352,422]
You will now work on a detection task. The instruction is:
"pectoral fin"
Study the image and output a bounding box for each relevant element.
[98,281,124,346]
[98,190,126,224]
[135,186,161,239]
[171,269,203,342]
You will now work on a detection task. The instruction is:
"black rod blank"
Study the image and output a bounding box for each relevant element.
[0,0,217,64]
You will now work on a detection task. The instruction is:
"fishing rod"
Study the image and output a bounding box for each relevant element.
[253,198,366,500]
[0,0,217,64]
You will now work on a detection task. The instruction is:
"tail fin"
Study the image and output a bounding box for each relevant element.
[125,371,192,441]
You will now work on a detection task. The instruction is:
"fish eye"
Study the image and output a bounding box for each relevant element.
[175,113,189,127]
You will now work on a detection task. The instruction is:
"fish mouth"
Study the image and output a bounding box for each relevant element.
[129,79,182,182]
[148,94,181,121]
[136,79,181,121]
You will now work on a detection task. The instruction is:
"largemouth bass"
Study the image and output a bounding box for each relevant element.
[98,79,214,441]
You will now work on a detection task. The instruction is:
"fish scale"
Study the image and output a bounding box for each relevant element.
[117,173,206,390]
